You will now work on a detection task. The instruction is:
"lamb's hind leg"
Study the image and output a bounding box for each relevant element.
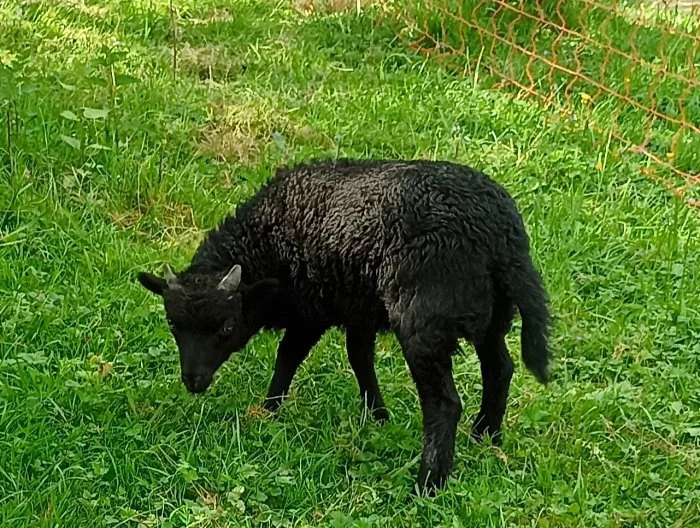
[472,298,515,445]
[396,325,462,494]
[387,249,492,493]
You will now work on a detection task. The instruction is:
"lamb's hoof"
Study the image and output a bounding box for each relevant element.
[261,397,284,413]
[372,407,390,424]
[471,416,503,446]
[416,465,448,497]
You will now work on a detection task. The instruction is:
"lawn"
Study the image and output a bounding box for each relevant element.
[1,1,699,526]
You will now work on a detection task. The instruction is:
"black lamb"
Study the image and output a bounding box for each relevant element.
[137,158,551,494]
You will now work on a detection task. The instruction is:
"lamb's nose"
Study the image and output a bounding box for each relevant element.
[182,374,208,393]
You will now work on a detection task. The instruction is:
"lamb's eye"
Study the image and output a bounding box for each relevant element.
[220,321,234,336]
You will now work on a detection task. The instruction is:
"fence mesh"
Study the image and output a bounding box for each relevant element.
[383,0,700,208]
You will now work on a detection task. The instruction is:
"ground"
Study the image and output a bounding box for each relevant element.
[0,1,699,527]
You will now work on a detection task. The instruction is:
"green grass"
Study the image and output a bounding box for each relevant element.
[1,1,699,526]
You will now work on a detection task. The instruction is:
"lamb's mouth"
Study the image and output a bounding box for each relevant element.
[181,373,213,393]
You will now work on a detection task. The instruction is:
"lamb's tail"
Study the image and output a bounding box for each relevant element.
[507,259,551,384]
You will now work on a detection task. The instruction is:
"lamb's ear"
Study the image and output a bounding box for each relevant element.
[217,264,242,291]
[137,272,168,296]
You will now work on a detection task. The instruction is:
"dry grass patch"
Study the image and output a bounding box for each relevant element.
[23,0,110,18]
[189,7,235,25]
[156,202,202,249]
[108,201,202,251]
[197,95,336,165]
[199,126,259,164]
[293,0,382,15]
[108,207,145,231]
[197,98,294,163]
[177,43,246,83]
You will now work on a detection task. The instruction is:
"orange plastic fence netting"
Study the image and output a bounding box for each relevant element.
[383,0,700,208]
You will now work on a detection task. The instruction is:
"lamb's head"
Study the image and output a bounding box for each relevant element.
[137,264,279,394]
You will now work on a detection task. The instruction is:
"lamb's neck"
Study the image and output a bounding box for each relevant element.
[186,216,278,282]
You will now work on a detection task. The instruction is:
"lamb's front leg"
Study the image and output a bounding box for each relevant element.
[263,326,324,412]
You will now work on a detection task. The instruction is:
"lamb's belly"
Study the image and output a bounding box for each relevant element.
[331,296,390,329]
[296,286,388,329]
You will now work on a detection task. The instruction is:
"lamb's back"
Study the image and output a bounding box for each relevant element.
[270,159,524,264]
[195,159,526,327]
